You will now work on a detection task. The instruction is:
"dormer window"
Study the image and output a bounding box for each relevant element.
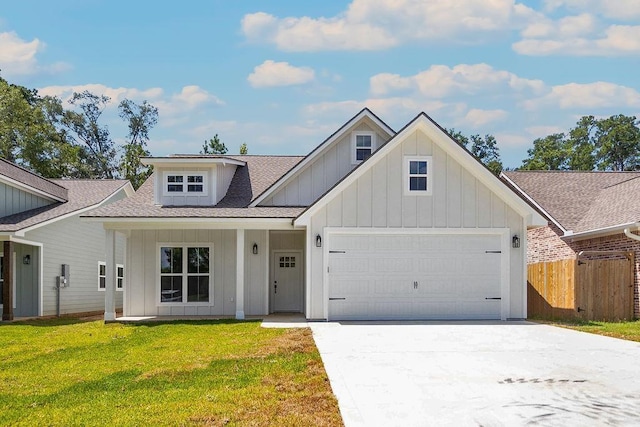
[352,132,375,164]
[163,172,207,196]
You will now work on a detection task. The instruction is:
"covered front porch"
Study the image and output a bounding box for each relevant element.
[102,223,306,322]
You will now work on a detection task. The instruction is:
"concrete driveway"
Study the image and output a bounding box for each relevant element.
[310,321,640,426]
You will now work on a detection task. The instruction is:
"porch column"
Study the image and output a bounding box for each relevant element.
[104,229,117,322]
[2,241,13,321]
[235,229,245,320]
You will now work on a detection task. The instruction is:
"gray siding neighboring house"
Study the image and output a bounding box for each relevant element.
[86,109,545,322]
[0,158,133,320]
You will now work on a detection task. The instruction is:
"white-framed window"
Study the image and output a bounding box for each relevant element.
[404,156,433,195]
[159,245,211,304]
[98,261,106,291]
[351,132,375,164]
[116,264,124,291]
[163,172,207,196]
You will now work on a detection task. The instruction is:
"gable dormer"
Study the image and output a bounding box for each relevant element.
[142,156,245,206]
[252,108,395,207]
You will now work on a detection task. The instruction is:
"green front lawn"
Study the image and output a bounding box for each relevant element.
[535,318,640,342]
[0,319,342,426]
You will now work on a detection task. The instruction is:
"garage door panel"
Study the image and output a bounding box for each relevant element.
[328,232,503,320]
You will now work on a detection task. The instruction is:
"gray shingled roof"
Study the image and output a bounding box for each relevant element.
[0,179,129,232]
[84,155,305,219]
[504,171,640,233]
[0,158,68,201]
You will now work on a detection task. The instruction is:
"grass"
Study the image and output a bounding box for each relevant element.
[0,319,343,426]
[533,318,640,342]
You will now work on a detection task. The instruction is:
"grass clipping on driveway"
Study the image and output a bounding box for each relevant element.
[0,319,342,426]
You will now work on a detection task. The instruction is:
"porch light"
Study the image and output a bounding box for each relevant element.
[252,243,258,255]
[315,234,322,248]
[23,254,31,265]
[512,235,520,249]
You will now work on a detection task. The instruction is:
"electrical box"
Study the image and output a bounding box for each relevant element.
[61,264,70,287]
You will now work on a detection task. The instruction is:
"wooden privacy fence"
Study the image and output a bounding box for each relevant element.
[527,253,634,321]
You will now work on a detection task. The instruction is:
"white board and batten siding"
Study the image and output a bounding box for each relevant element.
[261,119,392,207]
[125,229,270,317]
[306,128,526,320]
[25,207,126,316]
[0,181,53,218]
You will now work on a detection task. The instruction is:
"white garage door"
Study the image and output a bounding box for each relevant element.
[328,233,503,320]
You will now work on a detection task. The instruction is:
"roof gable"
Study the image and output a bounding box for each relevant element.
[295,112,546,226]
[0,158,68,202]
[250,108,395,207]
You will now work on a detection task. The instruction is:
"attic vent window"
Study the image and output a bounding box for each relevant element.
[163,172,208,196]
[352,132,375,164]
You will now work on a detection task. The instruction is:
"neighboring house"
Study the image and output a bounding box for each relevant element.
[84,109,545,321]
[0,158,133,320]
[502,171,640,318]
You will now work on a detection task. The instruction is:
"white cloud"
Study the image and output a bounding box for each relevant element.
[464,109,508,126]
[523,82,640,110]
[247,60,315,88]
[0,31,70,77]
[525,125,566,137]
[370,64,545,98]
[544,0,640,21]
[242,0,537,51]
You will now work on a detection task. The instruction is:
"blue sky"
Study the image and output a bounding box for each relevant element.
[1,0,639,167]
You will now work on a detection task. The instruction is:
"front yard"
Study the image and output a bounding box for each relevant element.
[0,319,342,426]
[535,318,640,342]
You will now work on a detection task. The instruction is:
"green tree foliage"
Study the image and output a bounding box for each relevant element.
[448,129,503,175]
[520,115,640,171]
[62,91,116,178]
[239,143,248,155]
[118,100,158,189]
[201,134,227,154]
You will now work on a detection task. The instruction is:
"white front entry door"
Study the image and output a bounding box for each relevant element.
[328,233,503,320]
[273,251,303,312]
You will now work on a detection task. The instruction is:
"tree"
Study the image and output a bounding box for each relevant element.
[62,91,116,178]
[239,143,248,155]
[566,116,597,170]
[520,133,568,170]
[594,114,640,171]
[201,134,227,154]
[448,129,503,175]
[118,99,158,189]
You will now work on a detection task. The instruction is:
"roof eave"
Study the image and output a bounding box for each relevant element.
[563,221,640,241]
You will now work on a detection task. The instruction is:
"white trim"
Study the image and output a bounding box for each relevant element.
[235,230,245,319]
[0,175,66,203]
[91,218,297,231]
[563,221,639,241]
[249,109,395,207]
[16,183,132,236]
[142,157,245,167]
[499,173,565,233]
[351,131,375,165]
[323,227,511,321]
[7,237,44,316]
[156,243,214,306]
[264,230,270,315]
[98,261,106,291]
[403,156,433,196]
[296,116,546,227]
[162,171,209,197]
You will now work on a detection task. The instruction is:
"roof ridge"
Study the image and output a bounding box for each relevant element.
[0,157,68,191]
[602,175,640,189]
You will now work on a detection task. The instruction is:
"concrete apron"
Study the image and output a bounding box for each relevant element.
[310,321,640,427]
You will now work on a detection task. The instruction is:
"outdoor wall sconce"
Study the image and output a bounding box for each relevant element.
[315,234,322,248]
[252,243,258,255]
[23,254,31,265]
[512,234,520,249]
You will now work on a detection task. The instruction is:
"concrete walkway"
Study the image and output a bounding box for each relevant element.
[310,321,640,426]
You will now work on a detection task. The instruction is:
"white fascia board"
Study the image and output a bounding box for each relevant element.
[16,184,131,236]
[249,109,395,207]
[141,157,246,168]
[296,116,545,226]
[500,173,563,232]
[563,221,640,241]
[0,175,65,203]
[88,217,296,231]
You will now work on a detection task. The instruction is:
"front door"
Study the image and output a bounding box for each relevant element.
[273,251,302,312]
[0,254,3,307]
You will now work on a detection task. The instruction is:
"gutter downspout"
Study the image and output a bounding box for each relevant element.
[623,223,640,241]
